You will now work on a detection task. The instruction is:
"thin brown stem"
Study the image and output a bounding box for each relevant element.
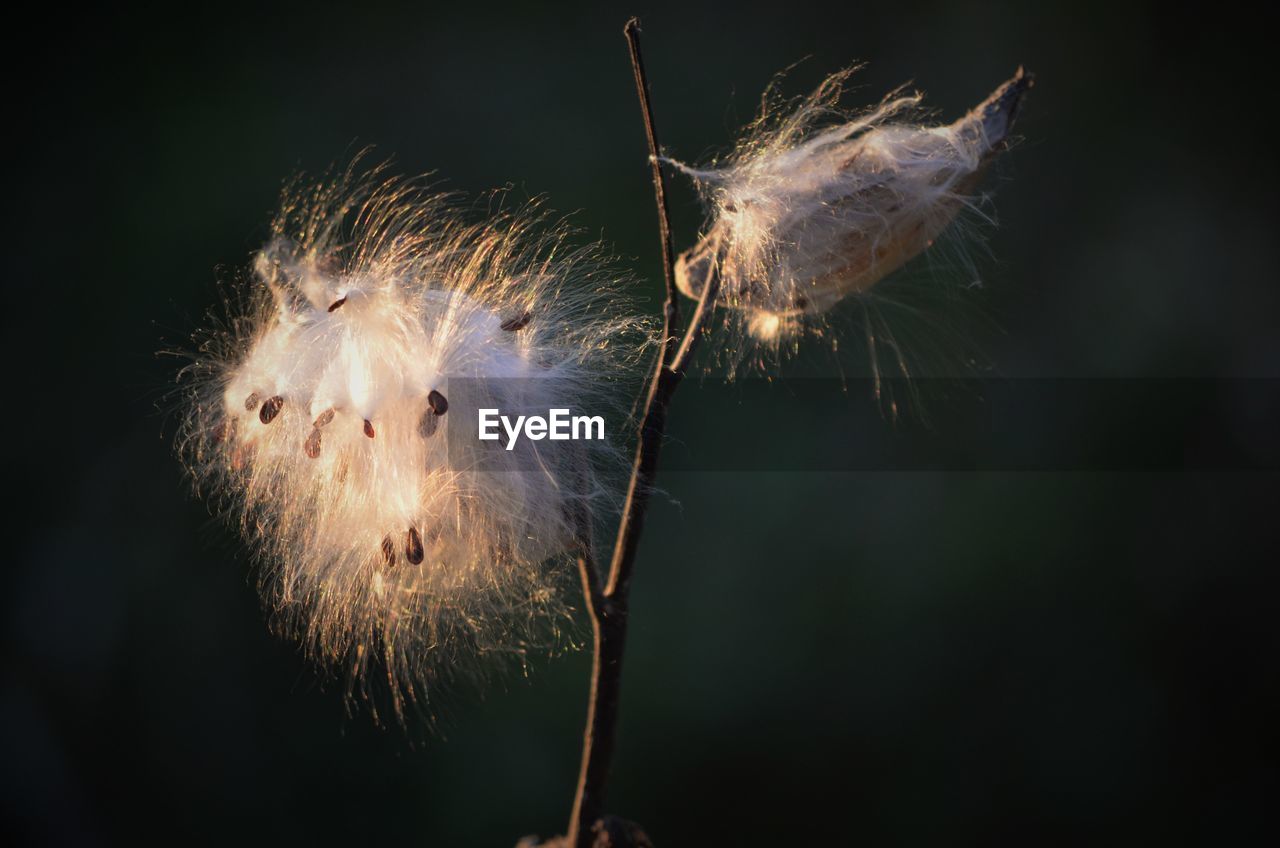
[624,16,680,367]
[564,17,719,848]
[567,555,622,847]
[670,260,721,378]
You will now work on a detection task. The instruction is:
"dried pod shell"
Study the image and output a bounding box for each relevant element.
[671,68,1033,338]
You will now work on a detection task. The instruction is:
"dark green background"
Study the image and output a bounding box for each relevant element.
[5,1,1278,844]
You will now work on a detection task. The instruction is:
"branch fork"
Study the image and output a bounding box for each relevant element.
[561,17,719,848]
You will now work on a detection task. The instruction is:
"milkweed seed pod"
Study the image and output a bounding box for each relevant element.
[668,67,1032,345]
[179,164,647,718]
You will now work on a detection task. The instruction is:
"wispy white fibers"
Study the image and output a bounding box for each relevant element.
[666,66,1031,368]
[179,162,649,721]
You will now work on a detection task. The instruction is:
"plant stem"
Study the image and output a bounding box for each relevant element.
[565,17,720,847]
[623,15,680,368]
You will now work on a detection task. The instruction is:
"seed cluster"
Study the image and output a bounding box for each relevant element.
[181,169,648,714]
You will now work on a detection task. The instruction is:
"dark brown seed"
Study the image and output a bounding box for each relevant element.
[793,294,809,309]
[303,428,322,458]
[381,535,397,567]
[418,409,438,438]
[313,408,335,428]
[244,392,261,411]
[259,395,285,424]
[500,311,532,332]
[327,296,347,313]
[427,389,448,416]
[362,419,375,438]
[405,528,425,565]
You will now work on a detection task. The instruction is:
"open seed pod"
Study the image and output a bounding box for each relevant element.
[672,68,1033,341]
[181,167,647,717]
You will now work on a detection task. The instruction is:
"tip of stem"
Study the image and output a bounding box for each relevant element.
[624,16,641,35]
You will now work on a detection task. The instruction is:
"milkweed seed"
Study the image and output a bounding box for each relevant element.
[304,428,322,458]
[259,395,284,424]
[418,410,438,438]
[406,528,425,565]
[427,389,448,416]
[500,311,532,332]
[363,419,375,439]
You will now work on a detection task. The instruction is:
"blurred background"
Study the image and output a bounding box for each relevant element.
[4,0,1278,844]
